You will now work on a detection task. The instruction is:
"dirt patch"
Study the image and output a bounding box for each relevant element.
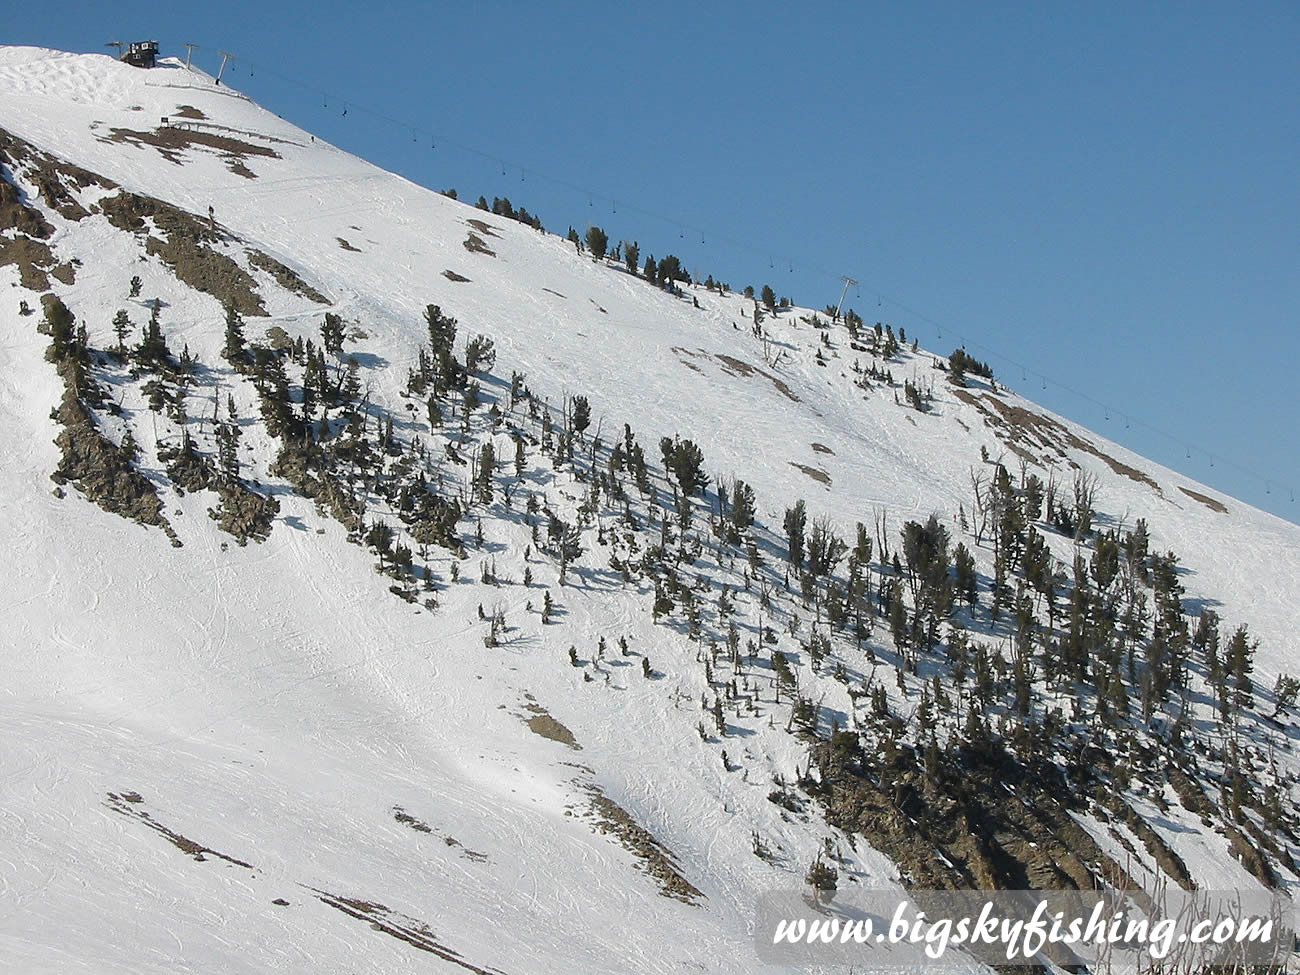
[226,159,256,179]
[311,889,506,974]
[101,189,266,316]
[443,269,470,283]
[463,232,495,256]
[522,701,580,749]
[711,352,800,402]
[715,354,757,378]
[465,218,500,237]
[248,249,328,303]
[392,805,433,833]
[960,389,1160,491]
[174,105,207,120]
[102,125,280,167]
[811,442,834,455]
[106,792,252,868]
[0,175,54,238]
[0,125,113,224]
[392,806,489,862]
[145,233,265,316]
[1178,485,1228,514]
[336,237,361,252]
[583,785,702,904]
[790,462,831,487]
[0,233,59,290]
[769,376,800,403]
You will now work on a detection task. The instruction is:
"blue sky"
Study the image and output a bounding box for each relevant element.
[13,1,1299,522]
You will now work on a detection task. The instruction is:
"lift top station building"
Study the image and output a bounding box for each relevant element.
[118,41,158,68]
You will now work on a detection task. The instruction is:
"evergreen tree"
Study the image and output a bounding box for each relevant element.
[112,309,132,354]
[584,225,608,260]
[222,302,246,366]
[623,240,639,274]
[783,500,807,569]
[570,395,592,438]
[321,312,345,358]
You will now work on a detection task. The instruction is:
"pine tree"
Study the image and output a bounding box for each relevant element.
[112,309,132,354]
[321,312,345,358]
[783,500,807,569]
[222,302,246,366]
[570,395,592,438]
[623,240,639,274]
[584,225,608,260]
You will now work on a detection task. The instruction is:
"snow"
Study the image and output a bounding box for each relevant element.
[0,46,1297,973]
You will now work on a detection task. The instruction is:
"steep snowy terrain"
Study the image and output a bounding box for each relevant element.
[1,47,1298,973]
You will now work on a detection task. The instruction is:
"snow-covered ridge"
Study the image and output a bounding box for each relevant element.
[2,45,1298,974]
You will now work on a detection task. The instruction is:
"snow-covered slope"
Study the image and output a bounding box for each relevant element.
[1,47,1298,973]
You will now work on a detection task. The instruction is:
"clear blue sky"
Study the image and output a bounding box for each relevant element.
[13,1,1299,522]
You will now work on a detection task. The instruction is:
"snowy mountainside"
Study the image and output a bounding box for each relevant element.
[2,46,1299,974]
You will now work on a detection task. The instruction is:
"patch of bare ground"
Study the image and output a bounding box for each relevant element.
[465,218,501,237]
[106,792,252,868]
[442,269,470,283]
[336,236,361,252]
[311,889,507,974]
[521,701,580,749]
[1179,485,1228,514]
[463,231,495,256]
[0,125,113,223]
[247,249,328,303]
[811,442,834,455]
[101,188,266,315]
[101,125,280,167]
[392,806,489,862]
[174,104,207,120]
[959,388,1161,491]
[790,462,831,487]
[711,352,801,402]
[0,234,59,290]
[226,159,256,179]
[671,346,704,373]
[582,785,703,904]
[714,353,756,377]
[392,806,433,833]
